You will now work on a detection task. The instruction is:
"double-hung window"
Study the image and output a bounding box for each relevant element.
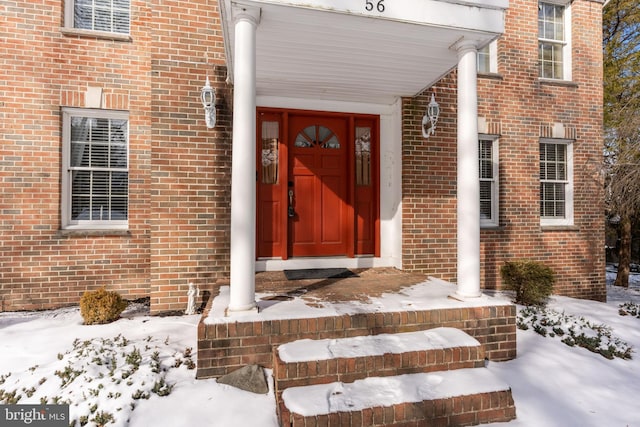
[65,0,131,35]
[61,108,129,230]
[538,1,571,80]
[479,137,499,227]
[477,41,498,75]
[540,140,573,226]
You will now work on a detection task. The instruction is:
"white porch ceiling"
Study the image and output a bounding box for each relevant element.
[221,0,508,105]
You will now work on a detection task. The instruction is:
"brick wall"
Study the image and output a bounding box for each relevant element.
[149,0,231,313]
[1,0,153,310]
[0,0,231,312]
[2,0,605,311]
[402,0,605,301]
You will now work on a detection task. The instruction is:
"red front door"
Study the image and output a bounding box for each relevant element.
[256,109,379,259]
[288,115,349,256]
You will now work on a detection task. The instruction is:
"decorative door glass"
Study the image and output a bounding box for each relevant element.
[355,127,371,186]
[294,125,340,149]
[261,121,279,184]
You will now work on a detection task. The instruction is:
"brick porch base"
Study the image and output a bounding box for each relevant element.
[197,303,516,379]
[196,271,517,425]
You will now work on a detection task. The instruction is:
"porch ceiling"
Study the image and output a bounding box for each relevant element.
[221,0,507,105]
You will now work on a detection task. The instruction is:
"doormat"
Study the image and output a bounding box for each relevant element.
[283,268,358,280]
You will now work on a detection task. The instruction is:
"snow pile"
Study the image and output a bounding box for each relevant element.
[278,328,479,362]
[283,368,510,417]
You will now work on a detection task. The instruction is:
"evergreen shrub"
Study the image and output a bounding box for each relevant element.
[500,259,555,306]
[80,288,127,325]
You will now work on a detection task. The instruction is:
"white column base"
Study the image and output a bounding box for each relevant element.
[226,305,259,317]
[449,289,483,302]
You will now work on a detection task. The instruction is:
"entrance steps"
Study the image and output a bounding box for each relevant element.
[274,328,515,426]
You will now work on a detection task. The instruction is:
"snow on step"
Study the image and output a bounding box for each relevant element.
[282,368,510,417]
[278,327,479,363]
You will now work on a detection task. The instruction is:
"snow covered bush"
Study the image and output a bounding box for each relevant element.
[0,333,196,427]
[501,259,555,306]
[518,306,633,360]
[79,288,128,325]
[619,302,640,318]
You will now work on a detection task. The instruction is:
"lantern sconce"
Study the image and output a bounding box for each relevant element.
[201,75,216,129]
[422,93,440,138]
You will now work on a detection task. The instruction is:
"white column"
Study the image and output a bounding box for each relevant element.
[228,6,260,313]
[454,40,482,299]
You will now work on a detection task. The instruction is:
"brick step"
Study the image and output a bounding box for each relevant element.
[274,328,485,393]
[281,368,516,427]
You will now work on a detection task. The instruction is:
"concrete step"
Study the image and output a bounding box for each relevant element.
[274,328,485,393]
[281,368,516,426]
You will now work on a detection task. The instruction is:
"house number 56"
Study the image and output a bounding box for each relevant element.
[365,0,385,12]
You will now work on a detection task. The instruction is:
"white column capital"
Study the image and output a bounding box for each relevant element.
[452,38,478,55]
[232,3,261,26]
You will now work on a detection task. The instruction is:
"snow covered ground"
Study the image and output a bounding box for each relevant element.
[1,268,639,427]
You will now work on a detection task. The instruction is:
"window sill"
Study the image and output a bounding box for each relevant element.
[60,27,132,42]
[541,225,579,232]
[57,229,131,238]
[539,78,579,88]
[478,72,503,81]
[481,225,504,231]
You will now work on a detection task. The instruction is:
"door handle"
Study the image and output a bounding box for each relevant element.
[288,190,295,218]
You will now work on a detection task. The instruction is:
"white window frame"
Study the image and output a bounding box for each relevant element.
[64,0,131,36]
[538,0,572,81]
[61,107,129,231]
[479,136,499,227]
[477,40,498,75]
[540,139,574,227]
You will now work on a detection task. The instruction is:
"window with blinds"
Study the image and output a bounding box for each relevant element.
[69,0,130,34]
[540,142,567,218]
[479,138,499,227]
[539,140,573,225]
[61,108,129,229]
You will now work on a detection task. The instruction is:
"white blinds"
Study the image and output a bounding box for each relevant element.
[74,0,130,34]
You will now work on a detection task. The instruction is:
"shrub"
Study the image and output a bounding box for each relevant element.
[500,260,555,306]
[80,288,128,325]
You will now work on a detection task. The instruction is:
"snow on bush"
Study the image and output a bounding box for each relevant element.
[619,302,640,318]
[517,306,633,360]
[0,334,195,426]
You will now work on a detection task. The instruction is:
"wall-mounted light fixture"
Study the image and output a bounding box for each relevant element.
[201,76,216,129]
[422,93,440,138]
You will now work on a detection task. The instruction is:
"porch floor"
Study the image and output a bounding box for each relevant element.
[198,268,517,380]
[252,267,430,305]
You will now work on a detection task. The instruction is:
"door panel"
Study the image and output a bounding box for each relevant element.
[289,116,348,257]
[321,175,344,243]
[257,113,284,258]
[292,174,316,245]
[355,120,377,255]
